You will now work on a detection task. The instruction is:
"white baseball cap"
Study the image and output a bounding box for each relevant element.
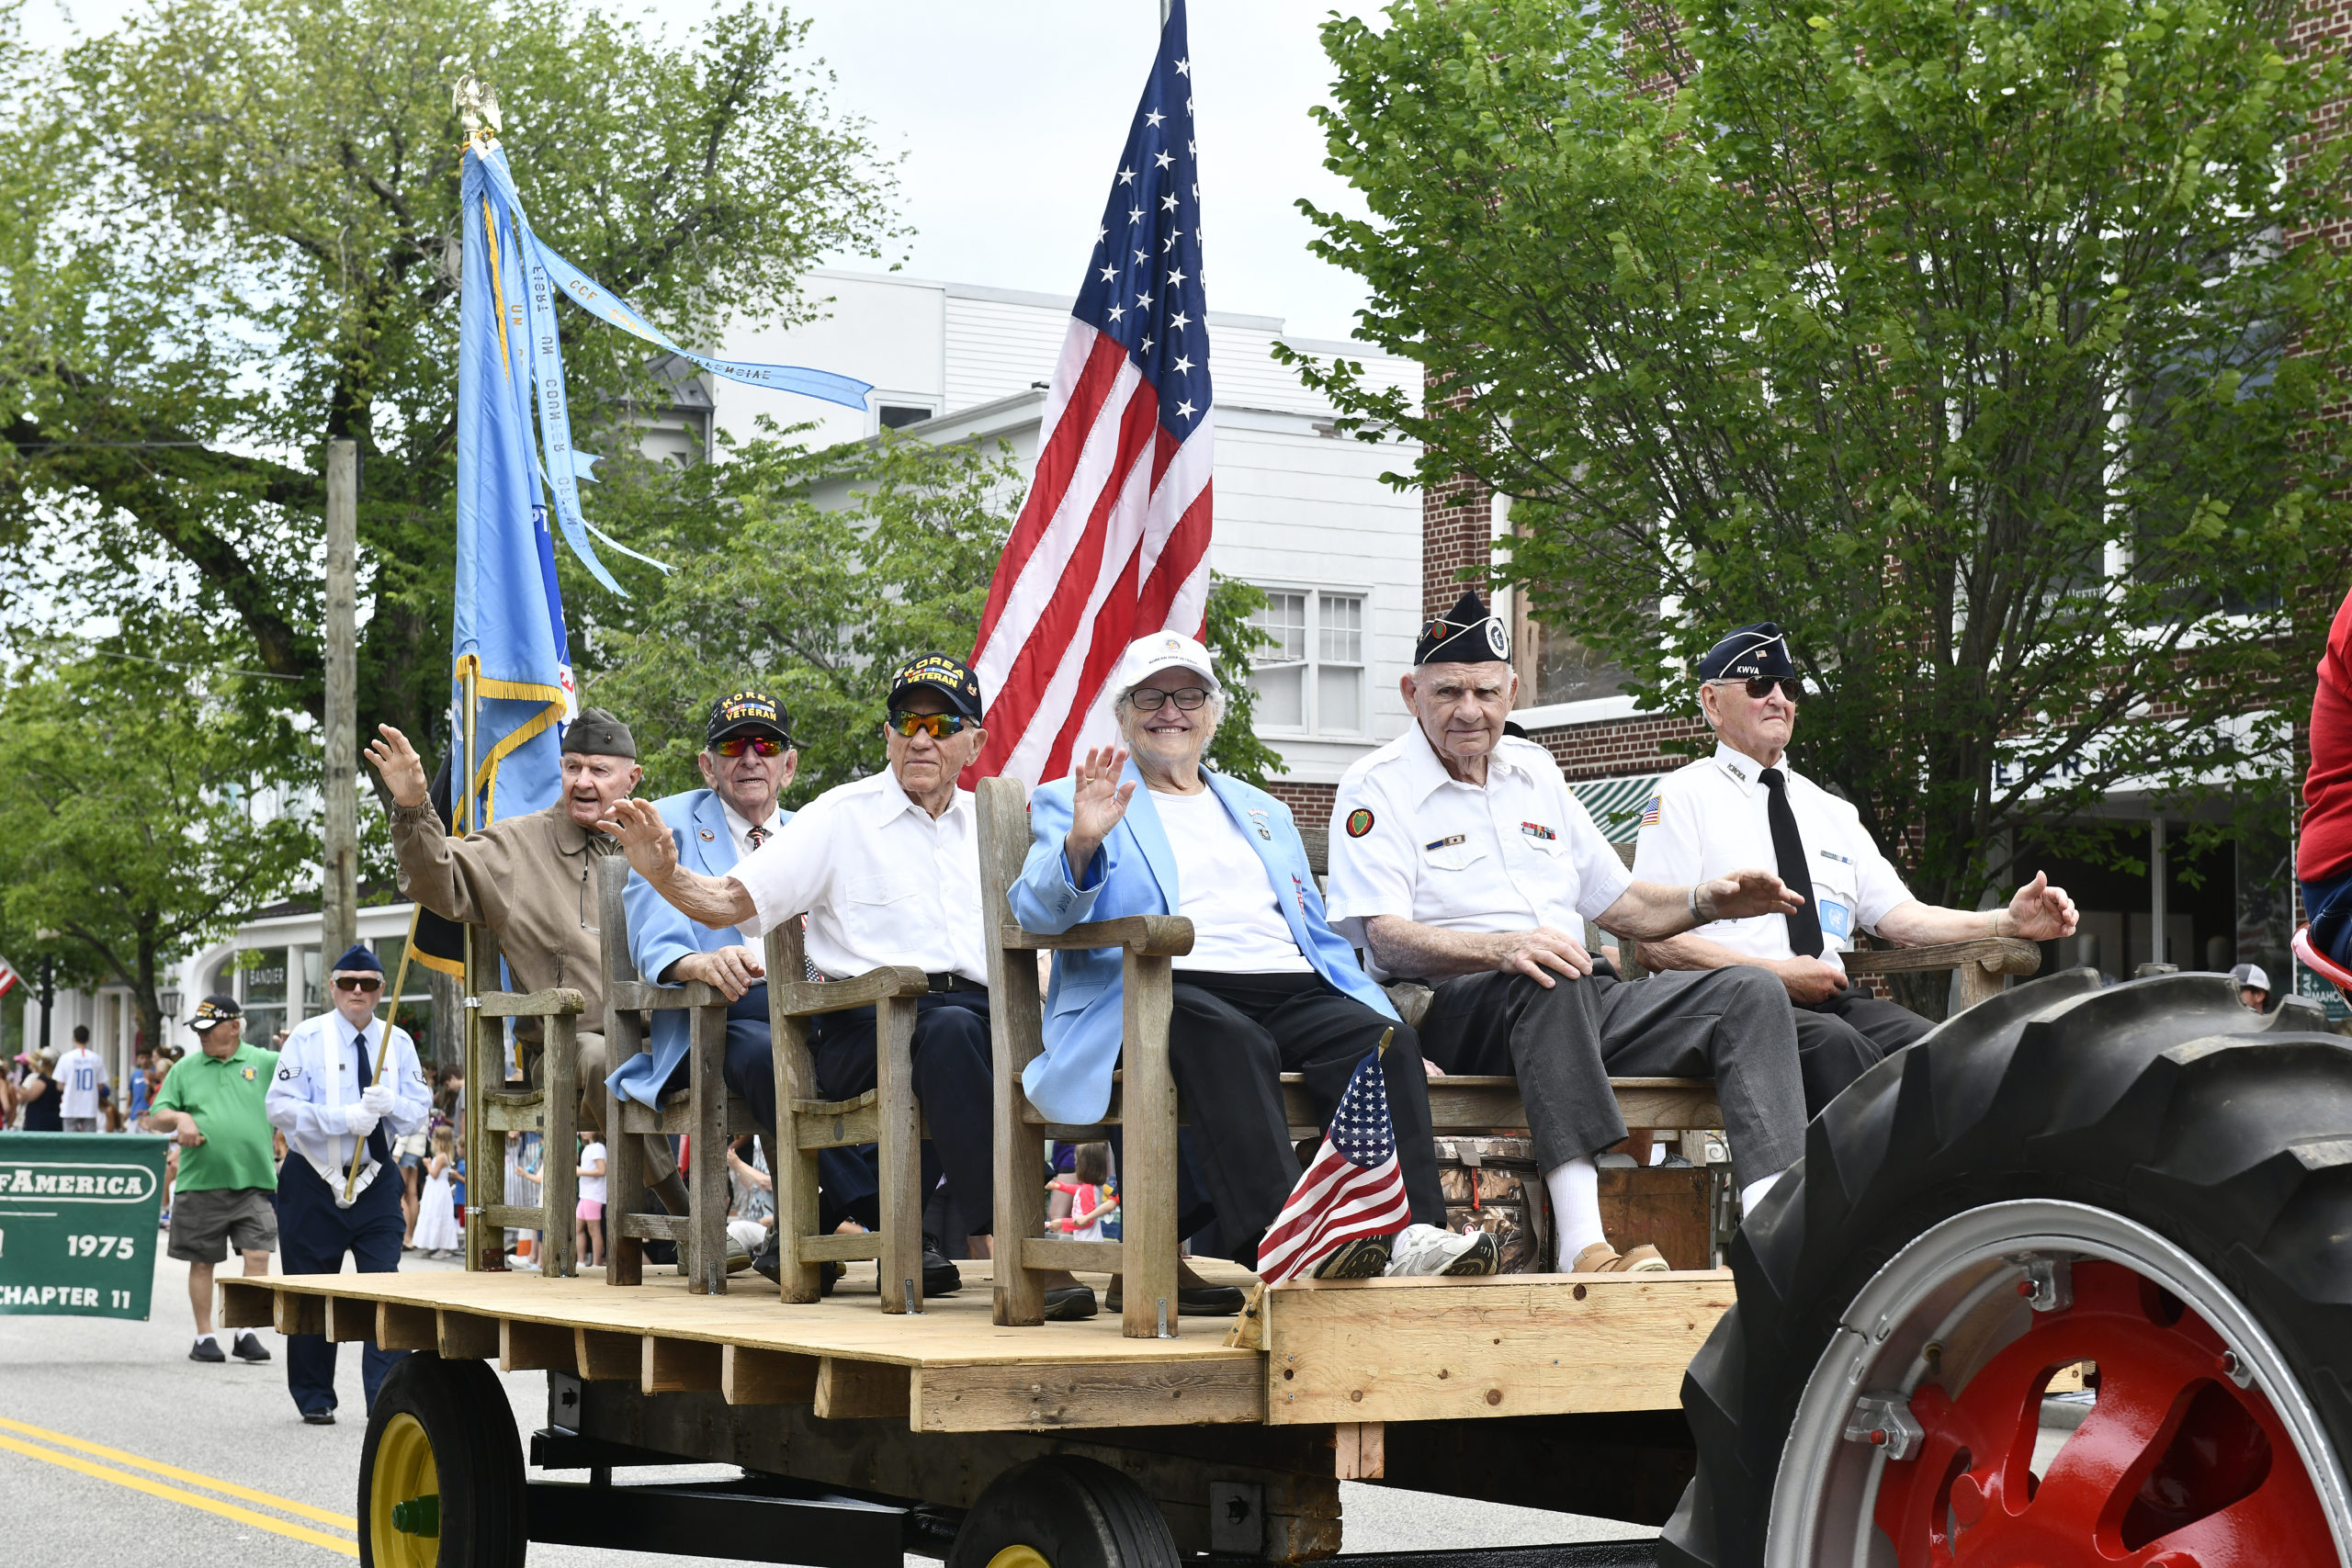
[2229,962,2270,992]
[1112,632,1221,702]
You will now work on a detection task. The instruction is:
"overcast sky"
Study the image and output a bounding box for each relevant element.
[23,0,1384,343]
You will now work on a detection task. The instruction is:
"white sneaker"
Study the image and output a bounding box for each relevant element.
[1385,1223,1501,1278]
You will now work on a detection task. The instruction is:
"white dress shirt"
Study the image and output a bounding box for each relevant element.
[729,770,988,984]
[1632,741,1914,958]
[1326,729,1632,980]
[265,1010,432,1201]
[719,798,785,865]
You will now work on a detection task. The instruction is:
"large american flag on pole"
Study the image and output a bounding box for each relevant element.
[1256,1042,1413,1285]
[967,0,1214,786]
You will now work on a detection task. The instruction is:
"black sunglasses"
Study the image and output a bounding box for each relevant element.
[1721,676,1804,702]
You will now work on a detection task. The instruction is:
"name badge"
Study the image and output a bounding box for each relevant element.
[1424,834,1466,852]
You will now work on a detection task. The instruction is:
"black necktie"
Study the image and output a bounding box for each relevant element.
[1759,768,1824,958]
[353,1032,392,1168]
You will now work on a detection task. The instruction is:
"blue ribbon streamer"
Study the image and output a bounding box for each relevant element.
[469,140,876,596]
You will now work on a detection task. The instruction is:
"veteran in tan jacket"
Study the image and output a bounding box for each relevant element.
[367,709,693,1223]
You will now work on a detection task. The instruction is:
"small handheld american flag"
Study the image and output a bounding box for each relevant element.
[1256,1032,1413,1285]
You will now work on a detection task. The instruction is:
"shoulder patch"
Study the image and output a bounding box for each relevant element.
[1345,807,1374,838]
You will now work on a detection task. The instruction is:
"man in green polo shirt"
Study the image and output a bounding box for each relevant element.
[149,995,280,1365]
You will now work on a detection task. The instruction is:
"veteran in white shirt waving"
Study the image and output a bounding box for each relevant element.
[1634,623,2077,1097]
[599,653,999,1302]
[1327,592,1811,1274]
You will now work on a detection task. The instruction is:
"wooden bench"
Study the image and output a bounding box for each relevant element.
[457,927,582,1277]
[594,857,768,1294]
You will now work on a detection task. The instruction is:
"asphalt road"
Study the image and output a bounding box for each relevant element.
[0,1250,1655,1568]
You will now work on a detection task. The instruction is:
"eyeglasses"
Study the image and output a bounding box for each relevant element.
[333,976,383,993]
[1719,676,1804,703]
[712,735,788,758]
[1128,686,1210,712]
[888,711,971,739]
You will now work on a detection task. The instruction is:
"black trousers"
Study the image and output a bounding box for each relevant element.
[810,991,993,1236]
[1418,966,1806,1184]
[1792,991,1928,1112]
[709,983,876,1233]
[277,1156,407,1417]
[1165,970,1444,1268]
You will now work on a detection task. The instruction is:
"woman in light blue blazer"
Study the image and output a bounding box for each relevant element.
[1012,633,1497,1282]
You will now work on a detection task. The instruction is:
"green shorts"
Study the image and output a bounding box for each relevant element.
[167,1186,278,1264]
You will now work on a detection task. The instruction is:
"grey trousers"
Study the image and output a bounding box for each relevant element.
[1417,966,1807,1185]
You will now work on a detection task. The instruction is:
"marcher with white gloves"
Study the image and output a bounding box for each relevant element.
[263,944,430,1425]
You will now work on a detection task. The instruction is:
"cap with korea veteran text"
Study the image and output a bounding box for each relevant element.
[707,689,792,747]
[189,994,243,1033]
[1697,623,1800,684]
[888,653,985,721]
[1113,632,1221,702]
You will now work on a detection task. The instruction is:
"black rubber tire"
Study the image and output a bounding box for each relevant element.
[1662,968,2352,1568]
[947,1456,1181,1568]
[357,1353,528,1568]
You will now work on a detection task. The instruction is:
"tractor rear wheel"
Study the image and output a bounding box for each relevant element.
[1664,969,2352,1568]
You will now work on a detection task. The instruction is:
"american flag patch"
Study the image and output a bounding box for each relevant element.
[1639,794,1662,828]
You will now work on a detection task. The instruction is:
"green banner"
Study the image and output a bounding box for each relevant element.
[0,1133,170,1318]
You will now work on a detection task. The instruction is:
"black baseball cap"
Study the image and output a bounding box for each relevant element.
[707,689,792,747]
[888,653,984,721]
[189,995,243,1033]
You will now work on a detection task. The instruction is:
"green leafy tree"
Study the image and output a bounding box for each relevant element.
[0,647,316,1054]
[1295,0,2352,909]
[2,0,902,758]
[582,431,1283,798]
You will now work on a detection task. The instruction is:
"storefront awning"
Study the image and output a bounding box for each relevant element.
[1571,774,1664,845]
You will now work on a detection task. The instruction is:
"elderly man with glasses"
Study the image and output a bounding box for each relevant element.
[601,654,1001,1301]
[606,688,879,1287]
[1634,623,2080,1098]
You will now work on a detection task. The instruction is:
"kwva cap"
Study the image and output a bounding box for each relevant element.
[1697,623,1799,683]
[1416,590,1511,666]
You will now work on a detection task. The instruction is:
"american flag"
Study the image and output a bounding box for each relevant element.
[1257,1041,1413,1285]
[967,0,1214,786]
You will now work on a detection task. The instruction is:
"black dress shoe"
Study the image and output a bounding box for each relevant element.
[752,1239,845,1297]
[1104,1283,1249,1317]
[231,1331,272,1362]
[1042,1284,1098,1321]
[300,1409,336,1426]
[921,1234,962,1296]
[188,1337,225,1364]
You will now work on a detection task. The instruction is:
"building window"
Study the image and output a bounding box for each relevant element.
[877,404,934,430]
[241,948,288,1044]
[1250,588,1366,736]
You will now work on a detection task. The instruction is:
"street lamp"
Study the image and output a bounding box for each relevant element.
[33,928,56,1062]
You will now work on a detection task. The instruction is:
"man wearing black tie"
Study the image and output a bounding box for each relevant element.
[1634,624,2080,1106]
[264,944,431,1425]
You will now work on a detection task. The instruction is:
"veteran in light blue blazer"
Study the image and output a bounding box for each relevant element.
[605,690,876,1242]
[1011,632,1495,1284]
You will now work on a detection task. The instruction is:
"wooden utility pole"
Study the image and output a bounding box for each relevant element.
[322,439,359,964]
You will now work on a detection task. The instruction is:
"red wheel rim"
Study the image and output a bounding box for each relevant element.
[1871,1259,2331,1567]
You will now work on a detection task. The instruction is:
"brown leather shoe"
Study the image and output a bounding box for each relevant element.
[1569,1241,1671,1274]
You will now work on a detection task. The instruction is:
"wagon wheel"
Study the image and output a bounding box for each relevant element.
[1666,969,2352,1568]
[948,1456,1180,1568]
[358,1354,528,1568]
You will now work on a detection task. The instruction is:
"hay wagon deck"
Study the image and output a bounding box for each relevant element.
[225,1258,1725,1565]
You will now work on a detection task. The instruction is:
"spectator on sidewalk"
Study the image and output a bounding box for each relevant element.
[56,1028,104,1133]
[18,1053,62,1133]
[147,997,279,1366]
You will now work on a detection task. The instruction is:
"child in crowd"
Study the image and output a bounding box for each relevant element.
[1046,1142,1119,1241]
[577,1133,608,1268]
[413,1126,461,1259]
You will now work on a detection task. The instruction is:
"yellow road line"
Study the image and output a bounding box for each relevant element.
[0,1433,358,1557]
[0,1414,357,1529]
